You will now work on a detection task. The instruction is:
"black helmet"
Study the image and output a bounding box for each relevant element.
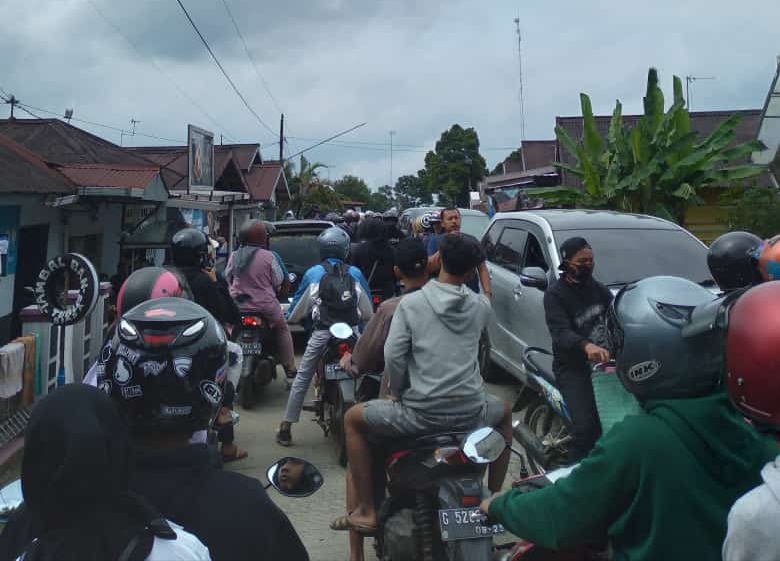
[707,231,763,292]
[238,219,268,248]
[116,267,188,317]
[99,298,228,435]
[171,228,208,267]
[606,276,722,402]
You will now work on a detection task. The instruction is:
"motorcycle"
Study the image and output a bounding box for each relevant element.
[514,347,639,475]
[234,311,279,410]
[375,427,509,561]
[303,322,358,467]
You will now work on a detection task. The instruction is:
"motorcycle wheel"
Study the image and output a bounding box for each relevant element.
[478,331,495,382]
[524,401,569,474]
[238,377,254,410]
[329,389,349,467]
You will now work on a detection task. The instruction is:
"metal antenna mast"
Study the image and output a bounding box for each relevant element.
[685,75,716,110]
[514,17,527,144]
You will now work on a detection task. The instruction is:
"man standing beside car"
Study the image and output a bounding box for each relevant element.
[543,236,612,463]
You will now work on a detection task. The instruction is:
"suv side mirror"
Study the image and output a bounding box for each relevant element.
[519,267,548,291]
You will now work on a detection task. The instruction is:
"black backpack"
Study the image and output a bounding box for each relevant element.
[317,261,359,328]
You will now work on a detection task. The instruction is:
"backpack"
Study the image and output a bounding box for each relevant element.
[317,261,359,328]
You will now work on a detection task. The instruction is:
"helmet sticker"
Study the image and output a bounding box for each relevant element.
[627,360,661,382]
[100,343,112,363]
[116,344,140,365]
[173,357,192,378]
[98,379,112,394]
[114,358,133,386]
[144,308,177,318]
[121,385,143,399]
[161,405,193,417]
[140,360,167,377]
[199,380,223,406]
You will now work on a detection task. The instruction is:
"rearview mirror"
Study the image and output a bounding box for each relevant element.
[0,479,23,521]
[329,322,353,340]
[461,427,506,464]
[519,267,548,291]
[266,457,324,497]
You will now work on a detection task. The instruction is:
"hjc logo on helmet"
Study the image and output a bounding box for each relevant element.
[628,360,662,382]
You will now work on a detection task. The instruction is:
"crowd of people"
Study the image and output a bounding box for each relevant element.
[4,204,780,560]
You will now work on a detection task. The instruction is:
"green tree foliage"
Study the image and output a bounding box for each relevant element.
[553,68,767,224]
[333,175,371,204]
[286,155,327,215]
[302,184,343,214]
[491,148,523,175]
[720,184,780,239]
[423,125,488,207]
[367,189,393,212]
[394,174,432,208]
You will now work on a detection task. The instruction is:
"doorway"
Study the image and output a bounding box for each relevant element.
[11,224,49,339]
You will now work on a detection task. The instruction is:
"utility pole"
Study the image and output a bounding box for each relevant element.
[514,16,527,151]
[685,75,716,110]
[279,113,284,162]
[3,94,19,119]
[120,118,140,147]
[389,130,396,188]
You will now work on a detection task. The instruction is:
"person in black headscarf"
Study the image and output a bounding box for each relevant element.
[0,384,209,561]
[543,236,613,462]
[349,217,396,302]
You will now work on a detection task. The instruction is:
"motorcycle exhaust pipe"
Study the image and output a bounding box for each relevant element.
[512,419,548,468]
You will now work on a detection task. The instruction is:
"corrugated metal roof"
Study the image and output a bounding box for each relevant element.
[0,133,76,194]
[57,163,159,190]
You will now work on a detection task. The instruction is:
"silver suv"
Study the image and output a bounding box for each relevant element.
[479,209,714,384]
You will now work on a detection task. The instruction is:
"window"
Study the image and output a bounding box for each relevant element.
[523,233,549,272]
[494,227,528,273]
[482,223,503,262]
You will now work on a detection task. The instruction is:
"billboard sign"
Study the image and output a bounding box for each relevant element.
[187,124,215,193]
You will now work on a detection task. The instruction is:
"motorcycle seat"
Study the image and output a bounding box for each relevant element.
[385,432,469,453]
[528,352,556,386]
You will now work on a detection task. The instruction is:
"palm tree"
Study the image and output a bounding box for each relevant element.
[286,155,326,216]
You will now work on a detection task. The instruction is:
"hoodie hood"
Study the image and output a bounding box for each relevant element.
[421,280,485,334]
[762,455,780,503]
[645,392,777,487]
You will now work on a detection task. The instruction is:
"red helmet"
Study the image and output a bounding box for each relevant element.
[756,237,780,281]
[238,220,268,247]
[726,281,780,430]
[116,267,187,317]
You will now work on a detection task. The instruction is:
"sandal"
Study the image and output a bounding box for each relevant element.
[329,513,378,535]
[221,446,248,463]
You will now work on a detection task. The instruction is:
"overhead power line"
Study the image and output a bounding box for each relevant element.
[86,0,238,143]
[172,0,276,138]
[286,135,519,153]
[286,122,368,160]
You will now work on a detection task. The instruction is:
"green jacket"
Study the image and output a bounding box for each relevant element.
[489,392,776,561]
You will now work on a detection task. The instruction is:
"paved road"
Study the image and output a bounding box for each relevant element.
[227,337,526,561]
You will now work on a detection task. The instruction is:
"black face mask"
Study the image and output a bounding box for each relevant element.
[570,263,594,283]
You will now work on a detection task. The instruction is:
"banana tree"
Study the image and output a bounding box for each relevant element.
[288,155,326,216]
[552,68,768,224]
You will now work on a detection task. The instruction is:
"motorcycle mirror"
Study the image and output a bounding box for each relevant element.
[328,322,353,340]
[265,457,324,498]
[288,273,297,284]
[0,479,23,521]
[462,427,506,464]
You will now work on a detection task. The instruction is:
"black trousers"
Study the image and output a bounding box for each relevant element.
[555,363,602,462]
[218,381,236,446]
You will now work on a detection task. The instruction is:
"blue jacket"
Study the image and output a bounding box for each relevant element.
[285,258,372,323]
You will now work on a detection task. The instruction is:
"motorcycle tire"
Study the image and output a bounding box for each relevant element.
[523,400,569,474]
[478,331,496,382]
[238,377,254,410]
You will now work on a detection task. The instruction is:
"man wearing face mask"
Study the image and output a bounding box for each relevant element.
[543,236,613,462]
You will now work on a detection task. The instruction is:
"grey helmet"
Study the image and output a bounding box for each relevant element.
[606,276,722,402]
[318,226,350,261]
[383,207,399,221]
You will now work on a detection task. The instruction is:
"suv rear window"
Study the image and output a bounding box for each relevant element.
[553,228,711,286]
[272,235,321,275]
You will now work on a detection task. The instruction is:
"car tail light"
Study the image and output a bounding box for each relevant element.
[142,333,176,346]
[242,316,262,327]
[461,495,480,507]
[337,342,352,357]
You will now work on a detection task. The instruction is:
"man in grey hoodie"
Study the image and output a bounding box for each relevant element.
[335,233,511,536]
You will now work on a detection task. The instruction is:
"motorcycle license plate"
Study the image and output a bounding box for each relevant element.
[240,342,263,355]
[438,508,505,542]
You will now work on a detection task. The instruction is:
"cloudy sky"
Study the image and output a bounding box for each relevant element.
[1,0,778,189]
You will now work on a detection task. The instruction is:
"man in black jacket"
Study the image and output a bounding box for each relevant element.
[543,236,612,462]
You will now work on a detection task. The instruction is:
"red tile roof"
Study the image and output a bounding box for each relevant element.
[57,163,159,190]
[0,134,75,194]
